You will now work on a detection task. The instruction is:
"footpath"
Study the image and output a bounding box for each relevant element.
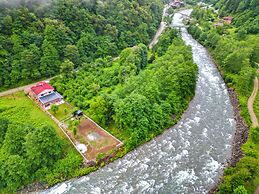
[248,69,259,128]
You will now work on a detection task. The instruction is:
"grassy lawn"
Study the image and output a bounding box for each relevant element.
[50,103,74,121]
[0,92,67,140]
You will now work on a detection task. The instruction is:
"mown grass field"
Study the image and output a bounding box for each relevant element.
[0,92,68,141]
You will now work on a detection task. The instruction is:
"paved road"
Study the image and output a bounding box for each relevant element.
[248,70,259,128]
[0,78,52,97]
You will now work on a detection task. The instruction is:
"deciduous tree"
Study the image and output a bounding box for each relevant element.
[24,125,62,171]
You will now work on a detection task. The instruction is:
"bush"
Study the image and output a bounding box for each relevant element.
[73,166,98,177]
[251,127,259,142]
[53,151,82,177]
[234,185,248,194]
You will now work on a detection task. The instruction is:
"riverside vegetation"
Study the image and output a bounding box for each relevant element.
[187,0,259,193]
[51,29,197,151]
[0,0,198,192]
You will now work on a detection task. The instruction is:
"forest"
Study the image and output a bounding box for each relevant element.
[0,122,82,192]
[0,0,165,91]
[0,0,200,192]
[188,0,259,193]
[0,7,198,190]
[51,28,198,151]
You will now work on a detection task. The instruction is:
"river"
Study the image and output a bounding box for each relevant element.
[40,10,236,194]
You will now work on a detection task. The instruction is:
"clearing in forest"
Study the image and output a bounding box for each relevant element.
[62,115,122,161]
[23,81,122,162]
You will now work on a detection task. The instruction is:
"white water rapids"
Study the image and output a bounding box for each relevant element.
[40,10,236,194]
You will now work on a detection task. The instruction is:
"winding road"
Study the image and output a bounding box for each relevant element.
[40,10,236,194]
[148,4,170,49]
[248,70,259,127]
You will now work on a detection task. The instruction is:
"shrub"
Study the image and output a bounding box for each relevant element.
[234,185,248,194]
[251,127,259,142]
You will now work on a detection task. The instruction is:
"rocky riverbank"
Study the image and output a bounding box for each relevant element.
[185,20,250,192]
[208,70,250,194]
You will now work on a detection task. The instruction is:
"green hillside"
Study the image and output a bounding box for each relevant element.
[0,0,165,91]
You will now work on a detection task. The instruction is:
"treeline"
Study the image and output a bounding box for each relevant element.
[0,120,83,192]
[188,5,259,194]
[52,28,198,150]
[0,0,164,90]
[204,0,258,13]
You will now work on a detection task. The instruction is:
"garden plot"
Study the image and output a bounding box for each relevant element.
[77,117,122,161]
[45,100,122,162]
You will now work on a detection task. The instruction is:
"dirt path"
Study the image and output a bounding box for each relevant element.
[255,187,259,194]
[248,70,259,128]
[0,78,53,97]
[148,4,170,49]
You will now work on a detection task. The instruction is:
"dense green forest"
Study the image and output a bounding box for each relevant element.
[0,0,165,91]
[0,0,199,192]
[188,0,259,193]
[0,20,198,191]
[0,122,82,192]
[51,28,198,150]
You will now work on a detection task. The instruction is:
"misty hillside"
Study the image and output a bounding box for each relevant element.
[0,0,164,90]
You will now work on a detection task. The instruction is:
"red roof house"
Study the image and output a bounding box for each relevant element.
[30,82,63,109]
[31,82,54,96]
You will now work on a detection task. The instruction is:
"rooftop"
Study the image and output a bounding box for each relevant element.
[31,82,54,95]
[74,110,84,116]
[39,92,63,104]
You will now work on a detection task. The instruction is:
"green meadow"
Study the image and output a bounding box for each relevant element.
[0,92,66,139]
